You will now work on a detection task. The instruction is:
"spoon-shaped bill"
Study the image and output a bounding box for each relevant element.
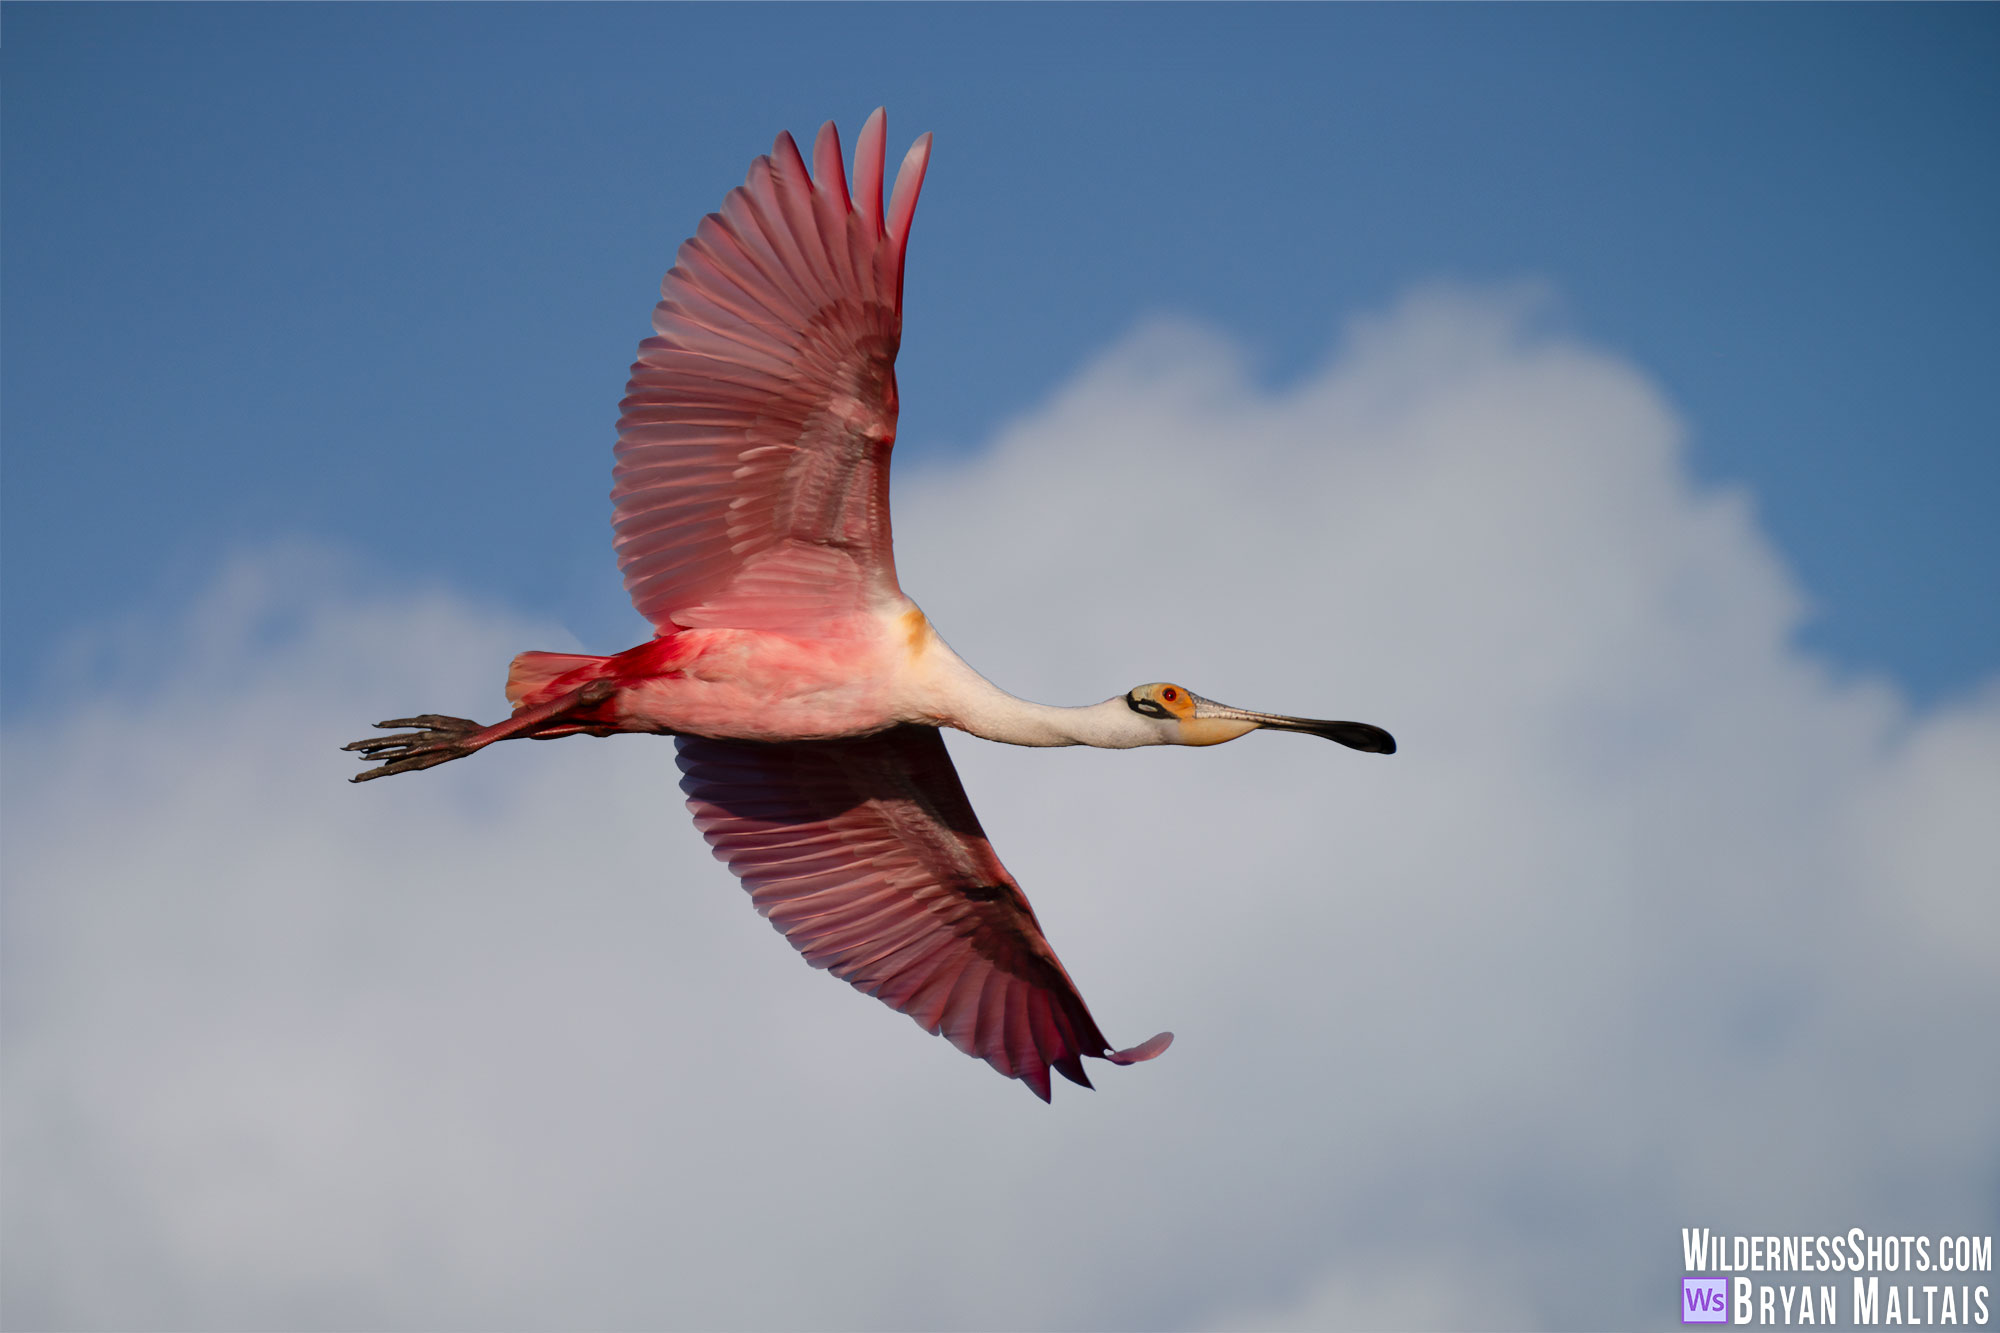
[1191,695,1397,754]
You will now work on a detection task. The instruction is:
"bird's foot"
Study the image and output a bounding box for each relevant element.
[343,715,486,782]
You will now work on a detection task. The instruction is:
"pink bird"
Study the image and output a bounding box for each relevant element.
[347,110,1395,1101]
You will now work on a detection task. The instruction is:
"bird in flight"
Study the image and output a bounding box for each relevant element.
[346,110,1395,1101]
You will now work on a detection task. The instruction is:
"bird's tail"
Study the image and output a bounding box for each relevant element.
[505,651,612,710]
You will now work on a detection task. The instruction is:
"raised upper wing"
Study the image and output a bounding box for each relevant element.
[613,110,931,633]
[676,727,1173,1101]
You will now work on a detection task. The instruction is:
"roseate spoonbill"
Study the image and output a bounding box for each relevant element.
[346,110,1395,1101]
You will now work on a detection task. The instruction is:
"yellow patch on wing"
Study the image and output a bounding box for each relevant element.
[900,607,935,662]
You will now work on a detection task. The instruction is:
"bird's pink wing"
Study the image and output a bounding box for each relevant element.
[676,727,1173,1101]
[614,110,931,633]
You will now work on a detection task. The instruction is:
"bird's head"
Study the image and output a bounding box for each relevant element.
[1121,682,1396,753]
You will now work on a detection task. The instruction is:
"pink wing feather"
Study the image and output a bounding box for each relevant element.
[676,727,1173,1101]
[613,111,933,632]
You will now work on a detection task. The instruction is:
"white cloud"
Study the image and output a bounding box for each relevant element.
[5,289,1995,1330]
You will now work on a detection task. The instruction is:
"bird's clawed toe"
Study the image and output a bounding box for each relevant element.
[375,714,482,733]
[343,715,485,782]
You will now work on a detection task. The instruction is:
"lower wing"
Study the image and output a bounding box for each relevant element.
[675,725,1171,1101]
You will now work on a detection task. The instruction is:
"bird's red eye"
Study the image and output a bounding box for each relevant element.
[1162,688,1179,702]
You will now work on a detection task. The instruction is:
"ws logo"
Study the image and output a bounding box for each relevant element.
[1684,1276,1730,1324]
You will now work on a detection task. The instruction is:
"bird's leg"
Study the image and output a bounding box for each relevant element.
[344,680,618,783]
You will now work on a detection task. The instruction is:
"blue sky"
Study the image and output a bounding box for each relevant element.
[5,8,1999,1331]
[5,3,1996,714]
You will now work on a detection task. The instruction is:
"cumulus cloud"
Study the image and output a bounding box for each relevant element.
[5,289,1995,1330]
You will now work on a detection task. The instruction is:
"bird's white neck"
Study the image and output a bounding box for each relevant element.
[913,638,1161,749]
[954,691,1158,748]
